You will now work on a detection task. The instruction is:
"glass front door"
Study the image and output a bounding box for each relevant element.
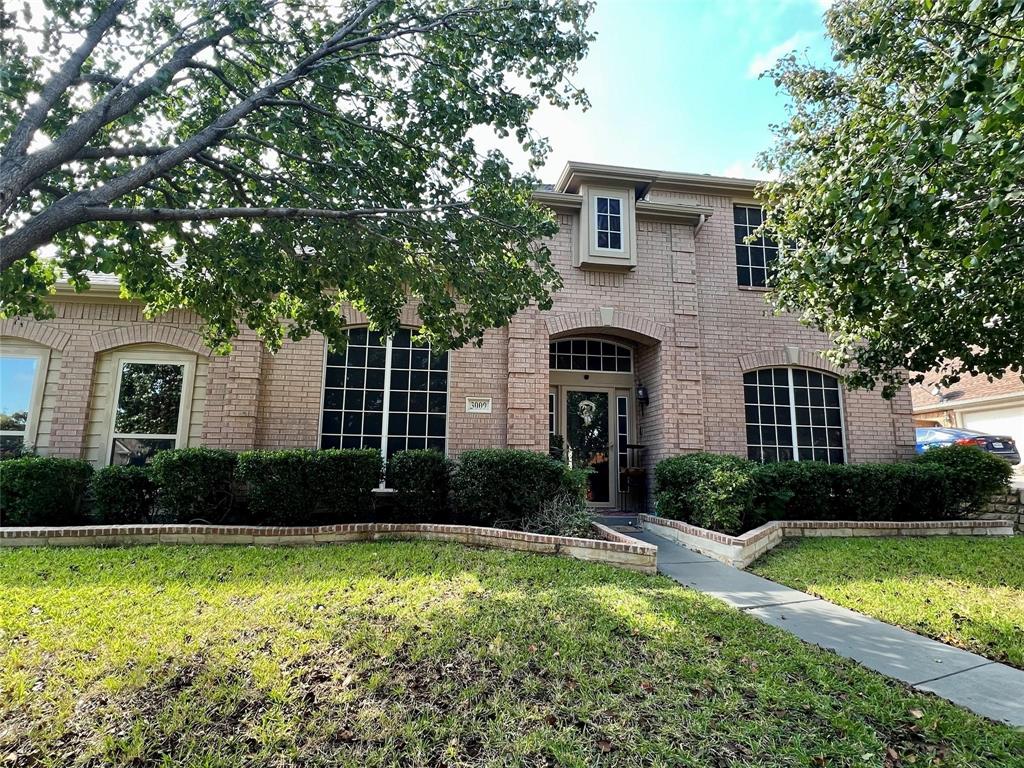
[566,390,611,503]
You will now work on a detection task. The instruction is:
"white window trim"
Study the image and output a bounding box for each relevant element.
[549,336,634,374]
[104,350,196,466]
[0,342,50,450]
[745,367,848,464]
[785,367,847,462]
[592,194,625,253]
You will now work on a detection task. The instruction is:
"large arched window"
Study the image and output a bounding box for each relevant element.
[320,328,448,458]
[743,367,845,464]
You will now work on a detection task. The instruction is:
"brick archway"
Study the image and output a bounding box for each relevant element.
[737,346,843,376]
[546,308,667,345]
[0,318,72,351]
[91,324,212,356]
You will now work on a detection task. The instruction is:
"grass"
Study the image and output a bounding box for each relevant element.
[751,536,1024,670]
[1,543,1021,767]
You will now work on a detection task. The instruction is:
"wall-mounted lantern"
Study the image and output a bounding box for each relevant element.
[636,383,650,414]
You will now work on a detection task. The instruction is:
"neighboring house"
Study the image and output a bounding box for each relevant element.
[0,161,916,508]
[912,368,1024,452]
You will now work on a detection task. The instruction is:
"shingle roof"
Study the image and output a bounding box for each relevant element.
[911,365,1024,412]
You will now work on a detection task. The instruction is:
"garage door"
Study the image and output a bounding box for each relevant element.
[962,405,1024,448]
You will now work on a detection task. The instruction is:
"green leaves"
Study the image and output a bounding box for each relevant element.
[760,0,1024,395]
[1,0,593,353]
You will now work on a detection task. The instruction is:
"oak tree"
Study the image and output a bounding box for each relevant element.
[759,0,1023,395]
[1,0,592,350]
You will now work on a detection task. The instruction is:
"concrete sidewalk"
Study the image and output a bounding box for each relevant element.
[629,527,1024,727]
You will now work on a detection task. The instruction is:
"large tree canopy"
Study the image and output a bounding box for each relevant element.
[0,0,592,351]
[759,0,1023,396]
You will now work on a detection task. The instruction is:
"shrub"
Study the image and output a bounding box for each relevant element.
[236,448,382,525]
[914,444,1012,513]
[387,449,452,522]
[90,465,157,524]
[654,452,758,535]
[752,461,955,525]
[451,449,583,529]
[520,493,594,538]
[0,457,93,526]
[149,448,237,523]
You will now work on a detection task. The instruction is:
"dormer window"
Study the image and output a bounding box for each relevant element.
[575,185,635,269]
[594,196,623,250]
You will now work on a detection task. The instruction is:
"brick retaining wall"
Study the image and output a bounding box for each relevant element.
[638,515,1014,569]
[0,522,658,574]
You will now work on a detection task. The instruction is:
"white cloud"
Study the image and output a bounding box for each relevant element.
[720,160,776,182]
[746,31,816,78]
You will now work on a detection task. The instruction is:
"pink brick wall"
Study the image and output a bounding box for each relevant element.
[2,180,915,474]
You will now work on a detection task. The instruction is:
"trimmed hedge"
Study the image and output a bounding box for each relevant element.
[387,449,452,522]
[149,448,237,523]
[235,448,382,525]
[913,444,1012,512]
[90,465,157,524]
[451,448,586,529]
[0,457,93,526]
[654,447,1013,535]
[654,453,759,535]
[752,461,955,524]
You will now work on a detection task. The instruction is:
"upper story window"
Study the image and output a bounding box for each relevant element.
[321,327,449,459]
[110,354,192,465]
[574,186,635,270]
[734,205,779,288]
[594,196,623,250]
[743,367,845,464]
[0,344,47,455]
[549,338,632,373]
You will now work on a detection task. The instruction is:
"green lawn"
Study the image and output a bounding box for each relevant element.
[2,544,1022,767]
[751,536,1024,670]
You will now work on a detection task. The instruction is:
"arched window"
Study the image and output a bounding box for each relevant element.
[320,328,448,458]
[743,367,845,464]
[549,338,632,373]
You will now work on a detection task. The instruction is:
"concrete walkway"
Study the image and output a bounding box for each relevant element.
[629,527,1024,727]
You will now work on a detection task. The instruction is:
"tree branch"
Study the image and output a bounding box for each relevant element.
[80,203,468,222]
[0,16,244,215]
[75,145,173,159]
[0,0,127,162]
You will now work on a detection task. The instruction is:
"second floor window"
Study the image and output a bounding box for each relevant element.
[734,205,778,288]
[594,196,623,250]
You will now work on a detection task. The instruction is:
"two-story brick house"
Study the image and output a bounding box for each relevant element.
[0,161,916,509]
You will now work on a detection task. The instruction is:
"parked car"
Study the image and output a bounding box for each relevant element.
[915,427,1021,465]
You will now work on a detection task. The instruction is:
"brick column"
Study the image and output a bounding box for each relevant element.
[669,223,704,455]
[505,309,548,451]
[201,332,264,450]
[46,337,95,459]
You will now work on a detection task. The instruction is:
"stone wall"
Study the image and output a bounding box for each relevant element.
[973,487,1024,533]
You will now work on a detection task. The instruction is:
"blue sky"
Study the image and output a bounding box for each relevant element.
[518,0,834,182]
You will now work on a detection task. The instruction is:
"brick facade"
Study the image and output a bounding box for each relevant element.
[1,163,915,498]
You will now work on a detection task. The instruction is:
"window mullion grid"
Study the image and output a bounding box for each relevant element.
[379,337,394,481]
[787,368,800,462]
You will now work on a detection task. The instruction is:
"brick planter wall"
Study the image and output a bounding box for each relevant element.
[973,488,1024,533]
[638,515,1014,569]
[0,522,658,574]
